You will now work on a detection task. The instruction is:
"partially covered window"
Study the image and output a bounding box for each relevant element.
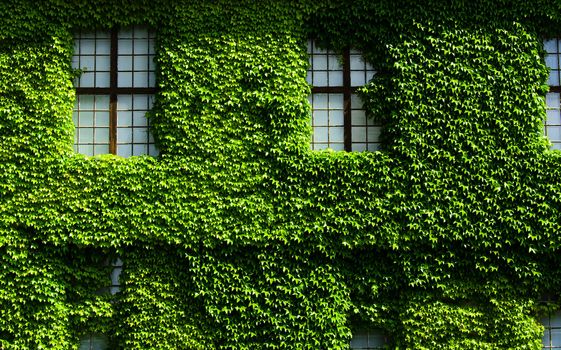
[72,26,158,157]
[307,40,381,151]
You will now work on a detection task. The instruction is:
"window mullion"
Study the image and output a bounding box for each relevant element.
[109,27,118,155]
[343,47,352,152]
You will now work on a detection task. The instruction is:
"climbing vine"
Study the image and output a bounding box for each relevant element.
[1,0,561,348]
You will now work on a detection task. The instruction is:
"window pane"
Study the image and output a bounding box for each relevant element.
[350,94,382,152]
[72,31,111,88]
[350,329,387,349]
[542,310,561,349]
[310,93,345,150]
[307,39,344,88]
[117,26,156,88]
[79,335,108,350]
[116,94,158,157]
[74,95,110,156]
[545,91,561,150]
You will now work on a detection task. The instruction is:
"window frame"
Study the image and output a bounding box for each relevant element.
[74,26,158,155]
[308,40,379,152]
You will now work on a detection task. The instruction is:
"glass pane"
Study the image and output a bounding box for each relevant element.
[118,72,133,87]
[134,39,149,55]
[330,127,344,143]
[312,55,327,70]
[118,55,133,71]
[314,127,328,143]
[329,110,344,125]
[119,39,133,55]
[545,39,557,53]
[117,145,132,158]
[117,128,133,144]
[313,71,328,87]
[328,71,343,86]
[313,110,328,126]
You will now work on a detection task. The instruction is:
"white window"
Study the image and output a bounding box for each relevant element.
[72,26,158,157]
[307,40,381,151]
[542,309,561,349]
[544,39,561,150]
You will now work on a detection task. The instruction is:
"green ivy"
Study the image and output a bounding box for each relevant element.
[1,0,561,348]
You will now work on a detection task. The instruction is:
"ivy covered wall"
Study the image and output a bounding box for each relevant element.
[1,0,561,348]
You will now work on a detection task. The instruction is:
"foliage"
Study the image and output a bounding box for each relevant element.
[0,0,560,348]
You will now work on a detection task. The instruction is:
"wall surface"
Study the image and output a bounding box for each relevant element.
[1,0,561,349]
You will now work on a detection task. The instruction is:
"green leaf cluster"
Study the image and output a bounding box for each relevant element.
[1,0,561,348]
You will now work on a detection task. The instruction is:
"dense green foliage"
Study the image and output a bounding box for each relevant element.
[1,0,561,348]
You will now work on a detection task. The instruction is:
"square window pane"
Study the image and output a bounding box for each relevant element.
[80,39,96,55]
[329,110,344,125]
[314,127,328,143]
[118,56,133,71]
[94,128,109,143]
[96,39,111,55]
[78,144,94,156]
[133,127,148,142]
[313,71,328,87]
[118,72,133,87]
[352,126,367,142]
[352,143,367,152]
[117,144,132,158]
[78,128,94,143]
[330,127,344,143]
[118,111,133,127]
[134,39,149,55]
[79,72,95,87]
[313,110,328,126]
[549,72,560,86]
[95,96,110,110]
[79,112,94,127]
[328,71,343,86]
[118,95,133,111]
[351,71,366,87]
[312,55,327,70]
[545,39,558,54]
[327,54,342,70]
[547,126,561,141]
[119,39,133,55]
[133,71,149,87]
[95,72,110,88]
[546,54,558,69]
[546,93,560,109]
[313,94,328,109]
[117,127,133,144]
[132,144,148,156]
[328,94,344,109]
[133,55,149,71]
[133,111,148,126]
[351,110,367,125]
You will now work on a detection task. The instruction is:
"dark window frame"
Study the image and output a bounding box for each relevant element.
[74,27,158,155]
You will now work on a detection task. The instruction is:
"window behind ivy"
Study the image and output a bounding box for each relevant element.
[72,26,158,157]
[544,39,561,150]
[307,40,381,151]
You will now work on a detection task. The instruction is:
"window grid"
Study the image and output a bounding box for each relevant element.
[542,310,561,349]
[72,26,157,156]
[545,39,561,150]
[117,94,158,157]
[309,93,345,150]
[73,95,111,156]
[307,39,379,151]
[350,329,387,349]
[72,31,111,88]
[545,93,561,150]
[78,334,108,350]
